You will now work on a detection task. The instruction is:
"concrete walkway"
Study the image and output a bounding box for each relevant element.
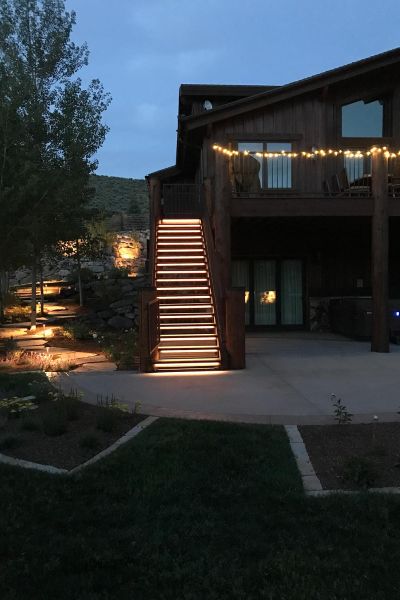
[53,332,400,425]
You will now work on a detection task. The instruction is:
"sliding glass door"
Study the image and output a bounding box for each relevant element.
[281,260,303,325]
[232,258,304,327]
[254,260,276,325]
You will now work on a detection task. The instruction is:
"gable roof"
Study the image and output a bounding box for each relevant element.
[182,47,400,130]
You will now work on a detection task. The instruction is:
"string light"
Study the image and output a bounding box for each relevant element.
[212,144,400,159]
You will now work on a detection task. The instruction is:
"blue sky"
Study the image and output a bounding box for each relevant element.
[66,0,400,179]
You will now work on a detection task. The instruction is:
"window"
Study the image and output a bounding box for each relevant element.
[341,99,385,137]
[237,141,292,189]
[344,155,371,184]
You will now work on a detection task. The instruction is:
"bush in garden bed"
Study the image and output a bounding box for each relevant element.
[42,409,68,437]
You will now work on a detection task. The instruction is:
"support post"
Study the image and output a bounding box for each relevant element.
[225,288,246,369]
[138,287,157,372]
[371,151,389,352]
[214,153,231,291]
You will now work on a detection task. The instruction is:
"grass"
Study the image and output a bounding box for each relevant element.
[0,418,400,599]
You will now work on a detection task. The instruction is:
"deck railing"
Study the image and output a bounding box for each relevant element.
[162,184,204,217]
[231,156,400,198]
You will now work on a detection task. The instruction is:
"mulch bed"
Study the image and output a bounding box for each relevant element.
[299,423,400,490]
[0,401,146,470]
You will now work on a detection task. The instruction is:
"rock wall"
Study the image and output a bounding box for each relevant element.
[9,227,149,286]
[83,274,149,330]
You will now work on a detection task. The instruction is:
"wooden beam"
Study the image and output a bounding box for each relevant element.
[138,287,158,372]
[214,153,232,290]
[225,288,246,369]
[371,152,390,352]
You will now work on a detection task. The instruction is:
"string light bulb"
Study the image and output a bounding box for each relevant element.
[212,144,400,159]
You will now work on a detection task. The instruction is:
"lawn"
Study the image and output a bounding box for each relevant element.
[1,418,400,599]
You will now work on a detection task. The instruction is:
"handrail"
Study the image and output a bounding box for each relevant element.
[148,298,160,356]
[201,208,226,366]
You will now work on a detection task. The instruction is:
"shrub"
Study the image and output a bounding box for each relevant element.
[28,380,53,403]
[68,268,96,284]
[4,305,31,323]
[0,435,21,450]
[42,410,67,436]
[96,407,119,433]
[79,434,100,451]
[62,320,92,341]
[342,456,377,489]
[20,416,41,432]
[107,266,130,279]
[58,395,81,421]
[101,331,138,370]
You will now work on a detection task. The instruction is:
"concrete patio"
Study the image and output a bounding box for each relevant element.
[54,332,400,424]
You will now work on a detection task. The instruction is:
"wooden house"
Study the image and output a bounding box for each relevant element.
[141,48,400,372]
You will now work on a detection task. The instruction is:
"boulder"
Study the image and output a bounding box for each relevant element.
[97,309,115,320]
[107,315,134,329]
[125,312,136,320]
[110,295,138,309]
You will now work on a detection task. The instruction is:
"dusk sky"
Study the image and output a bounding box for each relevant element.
[66,0,400,180]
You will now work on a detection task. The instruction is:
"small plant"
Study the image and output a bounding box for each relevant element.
[0,435,22,450]
[42,410,67,436]
[97,393,129,413]
[79,434,100,451]
[331,394,353,424]
[20,416,41,431]
[0,396,38,419]
[342,456,377,489]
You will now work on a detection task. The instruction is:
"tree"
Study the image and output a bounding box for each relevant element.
[0,0,110,326]
[54,217,115,307]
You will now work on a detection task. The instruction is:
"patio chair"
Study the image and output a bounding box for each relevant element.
[323,180,332,197]
[389,176,400,198]
[334,168,370,197]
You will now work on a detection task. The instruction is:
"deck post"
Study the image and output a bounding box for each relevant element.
[371,151,390,353]
[138,287,158,372]
[214,153,232,291]
[225,288,246,369]
[148,177,161,286]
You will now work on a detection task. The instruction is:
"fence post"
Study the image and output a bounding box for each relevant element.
[225,288,246,369]
[138,287,157,372]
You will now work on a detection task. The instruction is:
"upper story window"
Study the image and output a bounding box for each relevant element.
[236,141,292,190]
[341,99,386,137]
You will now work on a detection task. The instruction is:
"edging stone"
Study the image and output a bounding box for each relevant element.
[0,416,158,476]
[285,425,400,496]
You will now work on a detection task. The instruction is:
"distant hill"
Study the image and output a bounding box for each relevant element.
[89,175,148,216]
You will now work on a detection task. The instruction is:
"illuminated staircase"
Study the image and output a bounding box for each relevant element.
[154,218,221,371]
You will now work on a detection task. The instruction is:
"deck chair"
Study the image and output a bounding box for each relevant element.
[389,177,400,198]
[334,168,370,197]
